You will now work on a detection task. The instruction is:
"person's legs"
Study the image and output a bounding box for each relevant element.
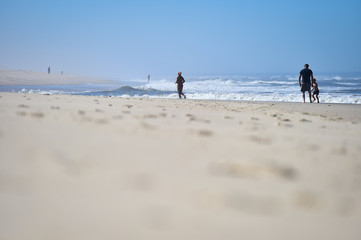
[301,84,310,103]
[178,85,186,99]
[177,85,183,99]
[302,92,305,103]
[316,94,319,103]
[308,90,312,103]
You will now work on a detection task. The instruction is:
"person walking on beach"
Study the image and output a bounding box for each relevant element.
[175,72,186,99]
[298,64,314,103]
[312,78,320,103]
[48,66,51,74]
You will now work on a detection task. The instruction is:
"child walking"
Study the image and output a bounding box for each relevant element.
[312,78,320,103]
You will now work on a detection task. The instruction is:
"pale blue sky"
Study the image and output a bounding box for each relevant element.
[1,0,360,78]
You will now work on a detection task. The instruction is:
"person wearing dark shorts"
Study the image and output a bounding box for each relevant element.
[312,78,320,103]
[175,72,186,99]
[298,64,314,103]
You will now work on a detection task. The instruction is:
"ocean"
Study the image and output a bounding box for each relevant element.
[1,73,361,104]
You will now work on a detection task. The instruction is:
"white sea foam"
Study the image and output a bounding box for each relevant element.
[332,76,343,81]
[322,76,343,81]
[116,92,359,104]
[3,73,360,104]
[20,89,67,95]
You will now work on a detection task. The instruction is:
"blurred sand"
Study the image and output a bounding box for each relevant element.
[0,70,114,85]
[0,92,361,240]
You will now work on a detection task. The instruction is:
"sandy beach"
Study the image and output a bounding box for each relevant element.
[0,90,361,240]
[0,70,114,85]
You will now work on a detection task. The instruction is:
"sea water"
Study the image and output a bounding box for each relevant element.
[1,73,361,104]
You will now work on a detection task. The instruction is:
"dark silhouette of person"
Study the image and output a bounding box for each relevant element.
[175,72,186,99]
[312,78,320,103]
[147,74,150,83]
[298,64,314,103]
[48,66,51,74]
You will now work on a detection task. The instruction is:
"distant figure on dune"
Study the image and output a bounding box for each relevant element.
[148,74,150,83]
[312,78,320,103]
[48,66,51,74]
[298,64,314,103]
[175,72,186,99]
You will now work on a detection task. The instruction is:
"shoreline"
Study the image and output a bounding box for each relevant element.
[1,86,360,105]
[1,70,360,105]
[1,91,361,120]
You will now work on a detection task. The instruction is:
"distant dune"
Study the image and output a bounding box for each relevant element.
[0,70,115,85]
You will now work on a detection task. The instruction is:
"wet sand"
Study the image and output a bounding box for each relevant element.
[0,92,361,240]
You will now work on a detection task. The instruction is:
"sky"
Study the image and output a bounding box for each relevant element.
[1,0,361,78]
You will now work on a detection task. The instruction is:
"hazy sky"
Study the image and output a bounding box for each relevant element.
[1,0,360,78]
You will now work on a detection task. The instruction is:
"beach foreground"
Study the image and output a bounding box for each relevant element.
[1,92,361,240]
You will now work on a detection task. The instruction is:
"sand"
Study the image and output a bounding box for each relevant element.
[0,70,114,85]
[0,92,361,240]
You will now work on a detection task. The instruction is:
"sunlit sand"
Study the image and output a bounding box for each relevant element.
[1,91,360,240]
